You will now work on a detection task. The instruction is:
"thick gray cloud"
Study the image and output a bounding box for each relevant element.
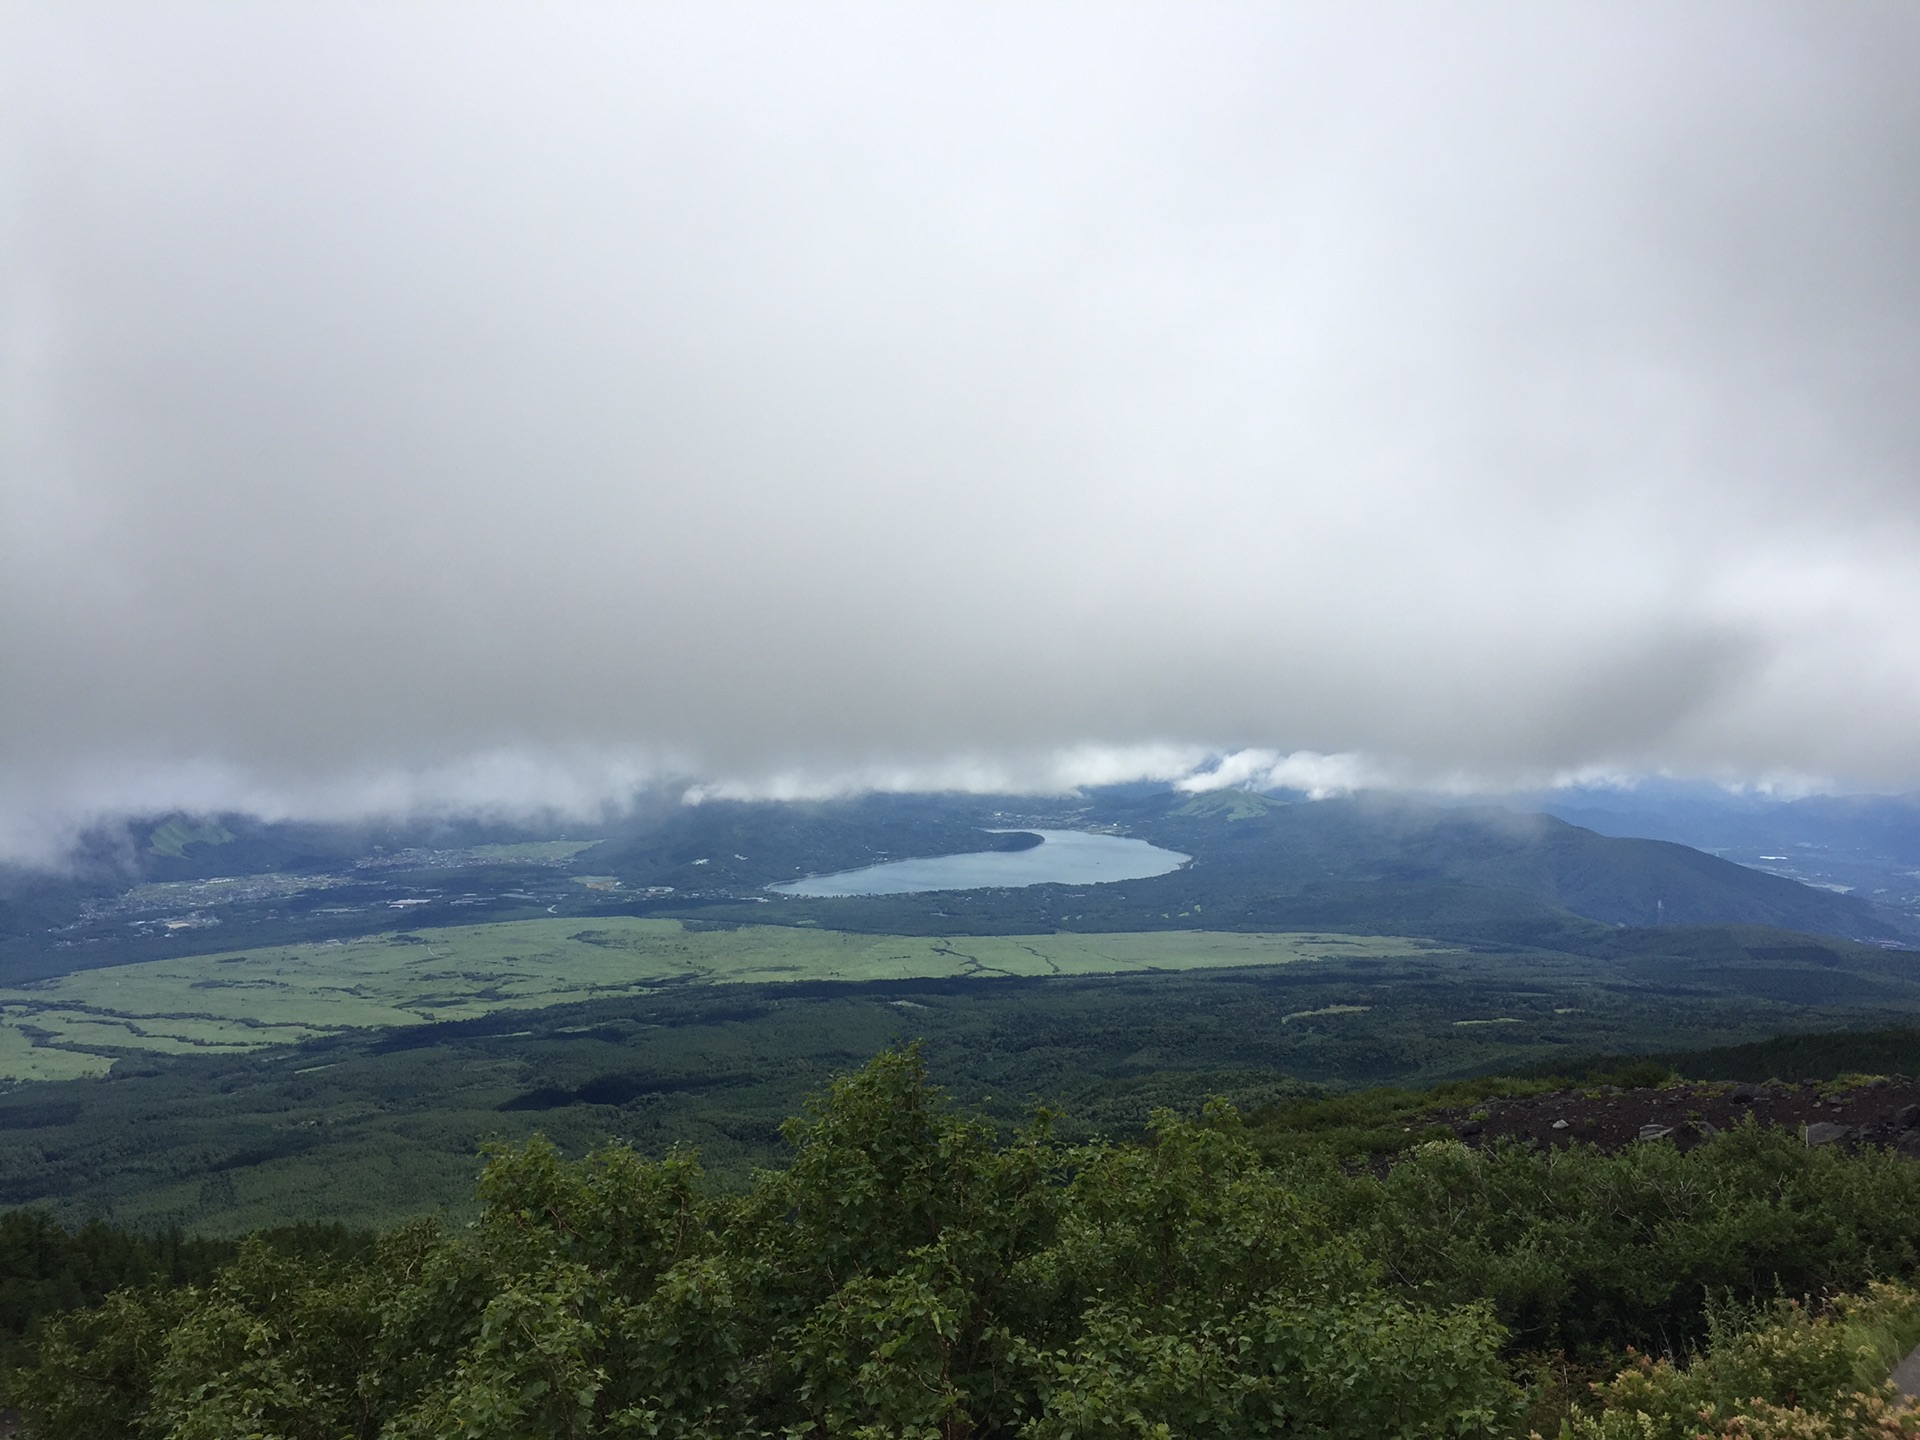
[3,2,1919,854]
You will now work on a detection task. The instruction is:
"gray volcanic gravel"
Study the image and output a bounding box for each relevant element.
[1434,1078,1920,1157]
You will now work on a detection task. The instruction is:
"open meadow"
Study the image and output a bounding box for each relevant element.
[0,920,1444,1078]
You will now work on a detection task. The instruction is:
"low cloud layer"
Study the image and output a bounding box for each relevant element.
[4,3,1919,858]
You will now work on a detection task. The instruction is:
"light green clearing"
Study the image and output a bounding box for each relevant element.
[0,921,1444,1080]
[464,840,599,864]
[147,818,235,859]
[1281,1004,1372,1024]
[21,1011,272,1054]
[1169,792,1278,823]
[1453,1017,1523,1027]
[121,874,348,909]
[0,1021,112,1080]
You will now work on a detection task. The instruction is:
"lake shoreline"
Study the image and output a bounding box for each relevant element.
[769,829,1191,898]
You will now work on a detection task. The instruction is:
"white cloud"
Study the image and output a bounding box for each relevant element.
[682,743,1210,806]
[1176,750,1386,800]
[0,748,675,867]
[2,2,1918,843]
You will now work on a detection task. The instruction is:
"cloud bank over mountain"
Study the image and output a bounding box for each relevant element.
[3,2,1918,857]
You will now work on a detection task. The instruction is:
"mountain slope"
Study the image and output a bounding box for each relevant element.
[1096,792,1915,944]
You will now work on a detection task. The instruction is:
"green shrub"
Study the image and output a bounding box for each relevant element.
[11,1049,1516,1440]
[1561,1281,1920,1439]
[1298,1123,1920,1357]
[19,1052,1920,1439]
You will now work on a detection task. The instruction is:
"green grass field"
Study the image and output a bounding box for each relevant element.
[0,922,1444,1078]
[0,1023,112,1080]
[462,840,599,863]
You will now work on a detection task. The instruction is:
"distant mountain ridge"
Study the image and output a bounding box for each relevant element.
[3,788,1914,991]
[583,788,1920,951]
[1101,791,1915,945]
[1521,783,1920,926]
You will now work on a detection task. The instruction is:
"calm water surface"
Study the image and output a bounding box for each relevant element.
[770,829,1190,897]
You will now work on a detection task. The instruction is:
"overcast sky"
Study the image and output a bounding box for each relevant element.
[3,3,1918,856]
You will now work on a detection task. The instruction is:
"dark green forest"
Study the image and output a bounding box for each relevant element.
[6,797,1920,1433]
[5,943,1914,1236]
[14,1048,1920,1438]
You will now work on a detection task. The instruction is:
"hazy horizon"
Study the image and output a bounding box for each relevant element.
[5,3,1919,862]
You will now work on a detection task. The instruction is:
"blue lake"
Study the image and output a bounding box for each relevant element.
[769,829,1190,897]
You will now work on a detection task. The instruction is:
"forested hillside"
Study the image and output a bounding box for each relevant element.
[7,792,1912,995]
[7,940,1917,1237]
[16,1049,1920,1438]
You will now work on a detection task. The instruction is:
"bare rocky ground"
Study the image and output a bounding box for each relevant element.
[1432,1077,1920,1156]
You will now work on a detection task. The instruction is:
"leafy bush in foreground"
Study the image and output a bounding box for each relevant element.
[1317,1126,1920,1358]
[0,1211,231,1373]
[1562,1281,1920,1439]
[11,1048,1516,1439]
[18,1050,1920,1439]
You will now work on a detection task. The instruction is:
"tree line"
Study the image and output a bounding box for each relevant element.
[12,1048,1920,1437]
